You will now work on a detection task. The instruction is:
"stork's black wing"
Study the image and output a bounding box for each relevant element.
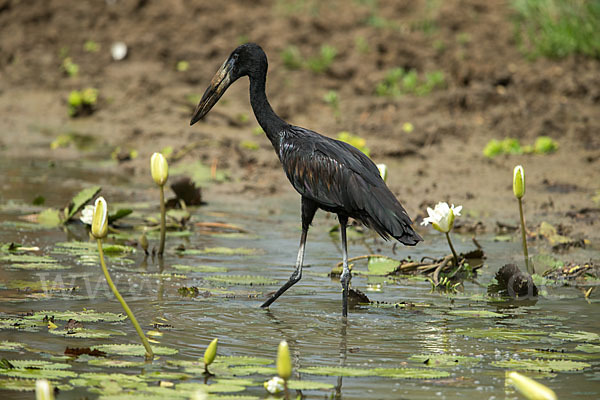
[279,126,422,245]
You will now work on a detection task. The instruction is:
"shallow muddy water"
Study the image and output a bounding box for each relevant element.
[0,157,599,399]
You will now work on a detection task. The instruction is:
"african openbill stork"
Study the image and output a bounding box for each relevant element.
[190,43,422,317]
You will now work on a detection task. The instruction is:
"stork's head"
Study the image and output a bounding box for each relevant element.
[190,43,267,125]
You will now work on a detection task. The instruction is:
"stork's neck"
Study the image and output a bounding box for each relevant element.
[249,73,287,149]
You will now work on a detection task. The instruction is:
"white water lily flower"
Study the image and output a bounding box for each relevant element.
[421,202,462,233]
[80,204,94,225]
[264,376,285,394]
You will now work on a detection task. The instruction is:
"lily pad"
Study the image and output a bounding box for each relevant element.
[7,263,71,270]
[23,310,127,322]
[91,344,178,356]
[180,247,260,256]
[215,356,274,366]
[455,328,544,342]
[0,378,38,391]
[0,368,77,379]
[287,379,335,390]
[171,264,228,273]
[204,275,278,286]
[367,256,400,275]
[0,318,45,332]
[409,354,482,367]
[49,328,126,339]
[6,360,71,370]
[87,359,146,368]
[576,344,600,353]
[550,331,600,342]
[372,368,451,379]
[447,310,506,318]
[298,366,376,377]
[214,365,276,377]
[0,341,25,351]
[491,358,591,372]
[70,372,144,388]
[0,254,57,263]
[175,382,246,393]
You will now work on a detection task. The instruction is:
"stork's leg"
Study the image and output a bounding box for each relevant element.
[261,197,317,308]
[339,215,351,318]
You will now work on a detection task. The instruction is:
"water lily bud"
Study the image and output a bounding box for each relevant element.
[139,231,149,253]
[376,163,388,182]
[35,379,54,400]
[204,338,218,367]
[277,340,292,380]
[513,165,525,199]
[91,197,108,239]
[507,371,557,400]
[151,152,169,186]
[264,376,285,394]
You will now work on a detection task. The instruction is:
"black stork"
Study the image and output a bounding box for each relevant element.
[190,43,422,317]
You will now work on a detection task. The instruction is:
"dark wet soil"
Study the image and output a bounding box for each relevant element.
[1,0,599,243]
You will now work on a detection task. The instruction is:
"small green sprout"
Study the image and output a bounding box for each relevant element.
[204,338,218,375]
[355,36,370,53]
[376,68,445,97]
[534,136,558,154]
[68,88,98,117]
[84,40,100,52]
[62,57,79,77]
[281,45,303,70]
[307,44,337,73]
[323,90,340,117]
[240,140,259,150]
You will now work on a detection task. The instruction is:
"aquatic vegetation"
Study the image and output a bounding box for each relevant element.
[492,358,590,372]
[204,275,278,286]
[456,327,544,341]
[150,152,169,256]
[300,366,450,379]
[264,376,284,394]
[62,57,78,77]
[92,197,153,359]
[506,371,557,400]
[90,344,177,356]
[409,353,482,367]
[421,202,462,266]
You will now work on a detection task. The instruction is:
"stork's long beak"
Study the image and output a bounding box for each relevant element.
[190,57,235,126]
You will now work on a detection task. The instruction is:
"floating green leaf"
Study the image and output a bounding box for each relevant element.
[298,366,375,377]
[0,254,57,263]
[447,310,506,318]
[7,263,71,270]
[288,379,335,390]
[456,328,544,341]
[171,264,228,273]
[372,368,450,379]
[367,256,399,275]
[0,318,45,331]
[176,382,245,393]
[70,372,144,388]
[180,247,260,256]
[37,208,63,227]
[6,360,71,370]
[409,354,482,367]
[215,356,274,366]
[49,328,126,339]
[87,359,146,368]
[522,348,598,361]
[0,341,25,351]
[214,365,276,377]
[23,310,127,322]
[576,344,600,353]
[91,344,178,356]
[0,378,38,391]
[204,275,278,286]
[550,331,600,342]
[491,358,590,372]
[0,368,76,379]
